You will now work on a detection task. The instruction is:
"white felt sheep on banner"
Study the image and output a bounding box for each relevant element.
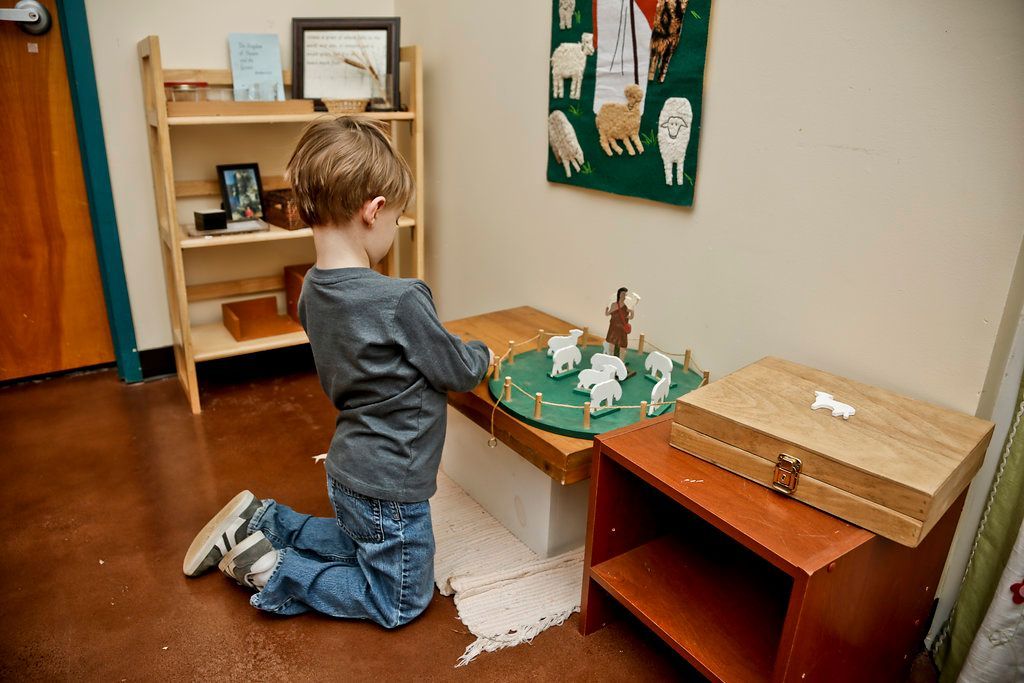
[658,97,692,186]
[649,376,670,416]
[550,345,582,377]
[547,328,583,356]
[590,378,622,412]
[644,351,673,381]
[558,0,575,29]
[576,365,616,392]
[548,111,585,178]
[589,353,628,381]
[551,33,594,100]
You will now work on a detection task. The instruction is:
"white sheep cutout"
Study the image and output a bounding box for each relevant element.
[551,32,594,100]
[811,391,856,420]
[550,344,582,377]
[590,378,623,413]
[589,353,628,381]
[649,376,670,416]
[644,351,673,381]
[547,328,584,356]
[658,97,693,186]
[548,111,585,178]
[558,0,575,29]
[576,364,616,392]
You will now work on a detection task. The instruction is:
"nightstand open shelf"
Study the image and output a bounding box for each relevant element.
[591,531,789,683]
[581,416,966,682]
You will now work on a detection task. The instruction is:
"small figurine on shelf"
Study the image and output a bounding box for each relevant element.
[603,287,635,358]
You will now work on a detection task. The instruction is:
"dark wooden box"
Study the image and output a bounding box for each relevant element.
[222,296,302,341]
[284,263,313,324]
[263,189,306,230]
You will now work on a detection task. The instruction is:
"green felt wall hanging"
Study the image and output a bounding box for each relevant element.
[547,0,712,207]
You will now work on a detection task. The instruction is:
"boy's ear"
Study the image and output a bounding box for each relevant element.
[360,196,387,226]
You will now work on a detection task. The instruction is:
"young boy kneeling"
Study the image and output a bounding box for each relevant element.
[182,117,492,627]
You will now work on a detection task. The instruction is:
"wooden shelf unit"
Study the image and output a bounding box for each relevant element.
[581,416,966,682]
[167,110,415,126]
[138,35,426,413]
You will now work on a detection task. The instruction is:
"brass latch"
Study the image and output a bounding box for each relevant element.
[772,454,802,495]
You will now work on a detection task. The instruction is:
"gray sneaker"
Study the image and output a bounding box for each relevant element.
[182,490,261,577]
[219,531,277,589]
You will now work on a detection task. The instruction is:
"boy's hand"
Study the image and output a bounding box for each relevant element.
[487,347,495,367]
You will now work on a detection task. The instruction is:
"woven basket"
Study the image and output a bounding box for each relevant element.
[322,98,370,113]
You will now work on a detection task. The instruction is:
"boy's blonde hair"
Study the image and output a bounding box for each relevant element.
[286,116,414,227]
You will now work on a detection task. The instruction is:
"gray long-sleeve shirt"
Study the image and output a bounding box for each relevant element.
[299,267,490,502]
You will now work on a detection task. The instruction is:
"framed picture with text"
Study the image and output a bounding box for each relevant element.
[292,17,401,111]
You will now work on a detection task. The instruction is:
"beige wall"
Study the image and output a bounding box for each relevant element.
[397,0,1024,416]
[85,0,395,350]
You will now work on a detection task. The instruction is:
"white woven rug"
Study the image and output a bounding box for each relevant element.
[432,472,585,666]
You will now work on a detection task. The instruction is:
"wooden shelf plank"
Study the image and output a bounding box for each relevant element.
[163,68,293,86]
[168,110,414,126]
[591,535,786,683]
[176,175,290,198]
[178,216,414,249]
[191,321,308,362]
[180,224,312,248]
[186,275,284,302]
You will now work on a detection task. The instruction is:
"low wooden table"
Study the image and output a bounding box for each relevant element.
[442,306,601,556]
[582,416,964,682]
[444,306,600,484]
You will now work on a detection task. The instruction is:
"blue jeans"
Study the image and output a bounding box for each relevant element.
[247,474,435,628]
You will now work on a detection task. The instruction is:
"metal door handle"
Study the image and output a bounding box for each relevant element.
[0,1,51,35]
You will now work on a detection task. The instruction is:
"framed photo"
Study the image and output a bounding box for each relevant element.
[216,163,264,221]
[292,17,400,111]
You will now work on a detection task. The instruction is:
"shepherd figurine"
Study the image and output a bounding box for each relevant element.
[603,287,635,358]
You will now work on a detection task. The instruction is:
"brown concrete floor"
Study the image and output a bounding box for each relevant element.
[0,360,702,681]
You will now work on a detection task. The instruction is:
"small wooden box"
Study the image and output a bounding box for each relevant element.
[222,296,302,341]
[263,189,306,231]
[283,263,313,324]
[671,356,994,547]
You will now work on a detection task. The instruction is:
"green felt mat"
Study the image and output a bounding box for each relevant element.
[488,346,702,439]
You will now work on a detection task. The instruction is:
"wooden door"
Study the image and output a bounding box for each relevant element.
[0,0,114,381]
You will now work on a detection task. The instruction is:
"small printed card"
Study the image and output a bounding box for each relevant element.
[228,33,285,101]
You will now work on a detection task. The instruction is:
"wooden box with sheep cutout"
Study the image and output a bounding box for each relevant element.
[671,356,994,546]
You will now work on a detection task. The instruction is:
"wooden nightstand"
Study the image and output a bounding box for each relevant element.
[581,416,964,682]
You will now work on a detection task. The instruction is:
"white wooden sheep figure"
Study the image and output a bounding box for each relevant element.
[550,344,582,377]
[547,328,584,356]
[589,353,628,381]
[811,391,856,420]
[548,111,585,178]
[558,0,575,29]
[551,33,594,100]
[590,378,623,413]
[576,364,616,392]
[658,97,692,186]
[648,376,670,416]
[644,351,673,382]
[596,84,645,156]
